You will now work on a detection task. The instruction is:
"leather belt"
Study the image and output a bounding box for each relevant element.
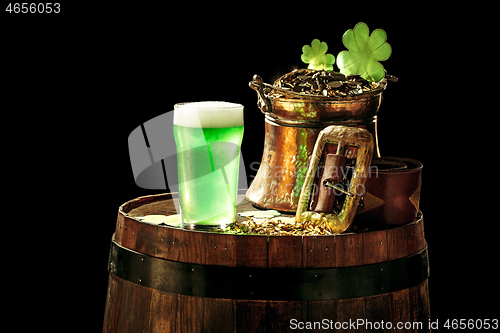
[355,157,423,228]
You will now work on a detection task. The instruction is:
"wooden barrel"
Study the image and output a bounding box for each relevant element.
[103,193,430,332]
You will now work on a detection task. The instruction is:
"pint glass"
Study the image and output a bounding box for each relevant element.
[173,102,244,229]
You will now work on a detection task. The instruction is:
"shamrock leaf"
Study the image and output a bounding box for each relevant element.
[337,22,392,82]
[301,39,335,71]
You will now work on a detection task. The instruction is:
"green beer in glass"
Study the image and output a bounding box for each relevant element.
[173,102,244,229]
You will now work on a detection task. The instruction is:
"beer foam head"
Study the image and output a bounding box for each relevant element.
[174,102,243,128]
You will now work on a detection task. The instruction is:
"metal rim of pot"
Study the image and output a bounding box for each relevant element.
[249,74,389,115]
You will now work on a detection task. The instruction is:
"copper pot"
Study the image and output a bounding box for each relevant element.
[246,74,386,212]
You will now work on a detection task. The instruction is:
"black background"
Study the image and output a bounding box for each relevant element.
[2,3,497,331]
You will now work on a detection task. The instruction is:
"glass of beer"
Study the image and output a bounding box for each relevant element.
[173,102,244,229]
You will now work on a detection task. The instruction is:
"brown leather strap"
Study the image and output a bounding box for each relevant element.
[309,154,347,213]
[355,157,423,228]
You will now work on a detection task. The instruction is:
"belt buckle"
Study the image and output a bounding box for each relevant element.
[295,126,374,233]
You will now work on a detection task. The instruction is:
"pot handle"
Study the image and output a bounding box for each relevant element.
[249,74,272,114]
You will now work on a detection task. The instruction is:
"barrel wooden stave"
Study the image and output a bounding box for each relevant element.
[114,194,426,268]
[104,272,430,333]
[104,193,430,332]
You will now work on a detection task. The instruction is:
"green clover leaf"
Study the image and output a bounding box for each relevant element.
[337,22,392,82]
[301,39,335,71]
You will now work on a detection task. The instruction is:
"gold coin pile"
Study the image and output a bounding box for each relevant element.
[223,217,338,236]
[267,69,380,98]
